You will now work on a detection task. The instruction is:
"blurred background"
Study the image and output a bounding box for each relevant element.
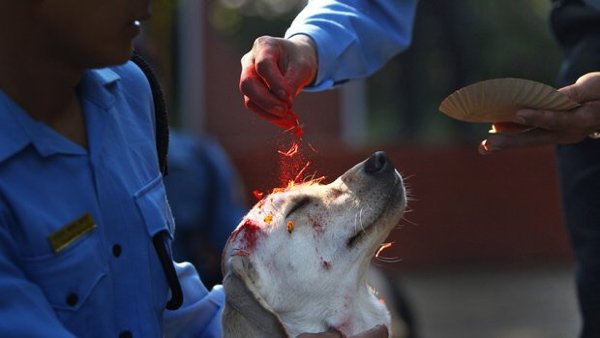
[141,1,579,337]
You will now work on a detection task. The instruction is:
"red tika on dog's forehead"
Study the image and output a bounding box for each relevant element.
[229,180,329,257]
[229,219,264,257]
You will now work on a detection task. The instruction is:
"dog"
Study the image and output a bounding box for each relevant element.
[221,151,407,337]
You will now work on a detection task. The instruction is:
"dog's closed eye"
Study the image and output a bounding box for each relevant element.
[285,197,311,218]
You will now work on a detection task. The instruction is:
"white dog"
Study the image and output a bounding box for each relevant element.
[221,152,407,337]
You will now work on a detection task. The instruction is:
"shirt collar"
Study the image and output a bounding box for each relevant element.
[0,67,121,162]
[79,67,121,109]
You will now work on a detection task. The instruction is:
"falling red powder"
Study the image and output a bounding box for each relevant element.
[252,190,264,200]
[283,109,304,138]
[249,113,323,199]
[277,142,299,157]
[277,140,304,187]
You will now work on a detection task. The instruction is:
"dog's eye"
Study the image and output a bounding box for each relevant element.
[286,197,311,218]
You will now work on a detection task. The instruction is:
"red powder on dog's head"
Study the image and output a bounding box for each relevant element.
[230,219,264,256]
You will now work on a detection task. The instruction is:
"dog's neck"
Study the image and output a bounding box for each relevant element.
[255,265,389,336]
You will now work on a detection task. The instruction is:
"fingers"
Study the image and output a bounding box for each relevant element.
[296,325,388,338]
[479,128,584,154]
[349,325,388,338]
[514,108,577,131]
[491,122,534,135]
[479,72,600,154]
[514,101,600,132]
[296,328,342,338]
[251,37,294,102]
[240,55,290,120]
[480,129,556,154]
[246,100,304,137]
[239,37,296,122]
[239,35,318,131]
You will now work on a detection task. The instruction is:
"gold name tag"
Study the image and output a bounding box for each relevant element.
[48,213,97,253]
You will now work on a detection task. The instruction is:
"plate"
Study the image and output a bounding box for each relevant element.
[438,78,580,123]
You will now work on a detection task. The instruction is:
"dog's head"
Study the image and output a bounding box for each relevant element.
[222,152,406,337]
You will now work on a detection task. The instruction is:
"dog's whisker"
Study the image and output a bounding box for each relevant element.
[402,173,415,181]
[353,211,359,234]
[359,208,366,232]
[375,256,403,263]
[400,216,418,226]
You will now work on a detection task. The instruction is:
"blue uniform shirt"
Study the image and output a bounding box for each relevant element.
[0,62,223,337]
[284,0,419,91]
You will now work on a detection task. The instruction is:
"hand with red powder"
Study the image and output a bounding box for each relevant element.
[239,34,317,134]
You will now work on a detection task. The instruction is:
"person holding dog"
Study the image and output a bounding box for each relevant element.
[0,0,228,336]
[0,1,391,337]
[238,0,600,337]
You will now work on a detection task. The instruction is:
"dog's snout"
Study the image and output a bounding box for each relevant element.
[364,151,390,174]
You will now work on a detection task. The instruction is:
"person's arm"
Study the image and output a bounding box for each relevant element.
[162,262,225,337]
[239,0,418,130]
[286,0,418,91]
[480,72,600,153]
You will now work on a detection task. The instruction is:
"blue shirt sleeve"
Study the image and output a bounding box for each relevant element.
[163,262,224,338]
[284,0,419,91]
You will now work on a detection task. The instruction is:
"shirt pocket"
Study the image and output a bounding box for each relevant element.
[20,230,107,317]
[134,174,177,310]
[134,174,175,240]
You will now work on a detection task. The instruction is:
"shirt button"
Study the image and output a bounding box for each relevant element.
[66,292,78,307]
[112,244,122,257]
[119,331,132,338]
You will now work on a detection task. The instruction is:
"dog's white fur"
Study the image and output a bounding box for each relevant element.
[222,153,406,337]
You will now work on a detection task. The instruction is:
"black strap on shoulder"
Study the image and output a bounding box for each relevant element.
[130,52,169,176]
[130,53,183,310]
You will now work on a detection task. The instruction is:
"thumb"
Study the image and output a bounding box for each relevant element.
[559,72,600,103]
[283,35,318,96]
[285,66,315,96]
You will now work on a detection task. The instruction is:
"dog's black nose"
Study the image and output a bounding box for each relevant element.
[364,151,390,174]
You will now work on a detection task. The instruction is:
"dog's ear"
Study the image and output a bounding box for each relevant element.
[223,256,289,337]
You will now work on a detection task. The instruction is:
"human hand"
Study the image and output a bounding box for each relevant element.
[297,324,388,338]
[239,34,317,134]
[479,72,600,154]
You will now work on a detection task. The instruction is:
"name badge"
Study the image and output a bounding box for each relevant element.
[48,213,97,253]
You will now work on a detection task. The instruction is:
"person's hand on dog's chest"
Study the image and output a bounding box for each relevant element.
[297,325,388,338]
